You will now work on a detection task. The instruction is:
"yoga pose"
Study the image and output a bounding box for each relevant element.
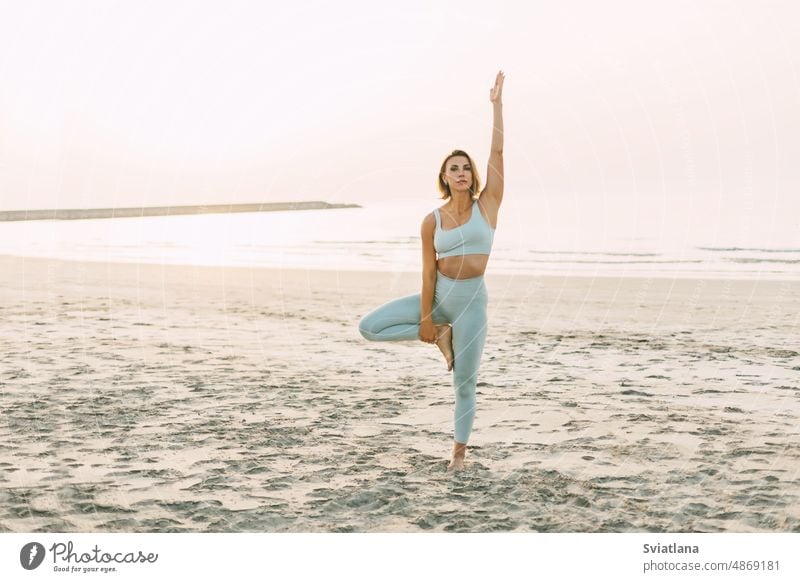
[358,70,506,472]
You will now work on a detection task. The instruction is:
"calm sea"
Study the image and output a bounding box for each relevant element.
[0,199,798,280]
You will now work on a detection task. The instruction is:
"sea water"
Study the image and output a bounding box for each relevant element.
[0,198,797,280]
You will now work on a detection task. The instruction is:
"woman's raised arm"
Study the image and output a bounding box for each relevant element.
[482,70,505,207]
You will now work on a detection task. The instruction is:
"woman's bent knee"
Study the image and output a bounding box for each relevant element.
[358,315,376,340]
[357,308,376,336]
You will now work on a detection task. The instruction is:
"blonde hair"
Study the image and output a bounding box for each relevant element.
[437,149,482,200]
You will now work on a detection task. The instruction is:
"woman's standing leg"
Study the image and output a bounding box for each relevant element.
[436,276,488,470]
[450,289,488,444]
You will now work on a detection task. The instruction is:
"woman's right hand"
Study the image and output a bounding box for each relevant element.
[490,69,505,104]
[419,320,437,344]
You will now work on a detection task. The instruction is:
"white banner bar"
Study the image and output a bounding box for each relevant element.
[1,533,797,581]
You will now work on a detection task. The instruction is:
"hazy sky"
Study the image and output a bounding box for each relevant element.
[1,0,799,227]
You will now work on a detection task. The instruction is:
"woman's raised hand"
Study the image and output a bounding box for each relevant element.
[489,69,505,104]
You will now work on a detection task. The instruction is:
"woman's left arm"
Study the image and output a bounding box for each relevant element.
[483,70,505,207]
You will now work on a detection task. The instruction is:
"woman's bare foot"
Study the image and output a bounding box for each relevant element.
[446,441,467,472]
[435,324,454,372]
[446,456,465,472]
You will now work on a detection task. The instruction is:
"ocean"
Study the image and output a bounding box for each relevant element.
[0,198,798,280]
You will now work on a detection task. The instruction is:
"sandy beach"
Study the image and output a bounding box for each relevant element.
[0,254,798,532]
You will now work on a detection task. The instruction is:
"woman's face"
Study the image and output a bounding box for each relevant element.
[443,156,472,192]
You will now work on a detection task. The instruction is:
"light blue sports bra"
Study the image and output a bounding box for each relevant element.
[434,199,496,258]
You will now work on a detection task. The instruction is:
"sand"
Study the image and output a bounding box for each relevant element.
[0,254,798,532]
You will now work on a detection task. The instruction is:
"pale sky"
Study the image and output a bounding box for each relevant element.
[1,0,799,227]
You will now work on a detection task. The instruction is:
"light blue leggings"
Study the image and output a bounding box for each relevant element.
[358,271,488,444]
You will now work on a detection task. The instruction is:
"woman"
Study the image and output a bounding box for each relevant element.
[358,70,505,472]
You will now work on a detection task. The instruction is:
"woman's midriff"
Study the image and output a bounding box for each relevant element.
[437,254,490,279]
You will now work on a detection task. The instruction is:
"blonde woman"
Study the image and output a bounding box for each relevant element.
[359,70,505,472]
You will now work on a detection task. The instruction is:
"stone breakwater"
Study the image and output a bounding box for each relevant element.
[0,201,360,221]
